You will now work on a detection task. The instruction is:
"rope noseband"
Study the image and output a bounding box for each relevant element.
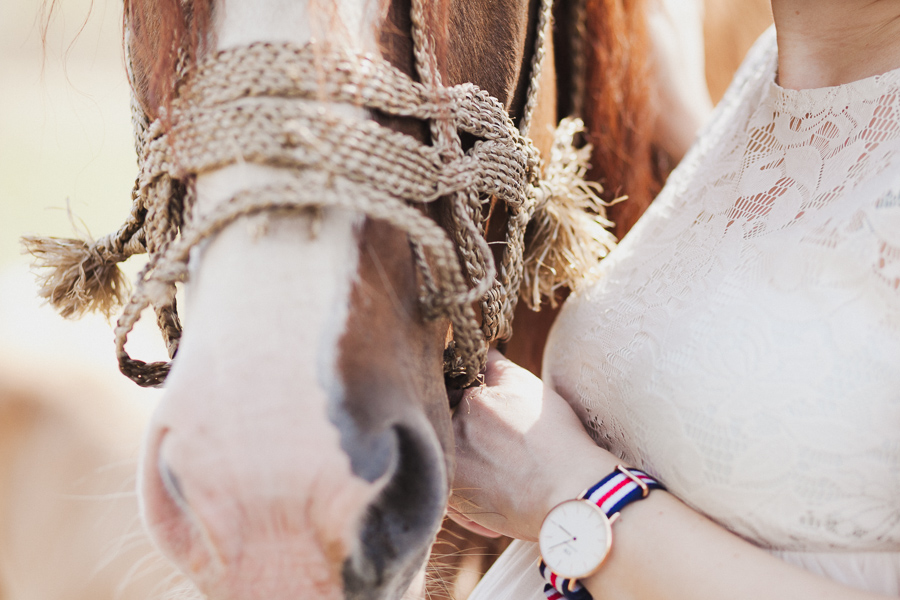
[24,0,615,389]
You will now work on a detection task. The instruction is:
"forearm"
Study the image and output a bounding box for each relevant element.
[582,489,886,600]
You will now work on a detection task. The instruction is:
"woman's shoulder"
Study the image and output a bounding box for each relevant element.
[689,26,776,139]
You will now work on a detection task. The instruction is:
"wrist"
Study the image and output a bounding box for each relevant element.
[538,465,665,599]
[536,446,619,537]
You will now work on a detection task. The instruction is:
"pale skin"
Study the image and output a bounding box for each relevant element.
[448,2,900,598]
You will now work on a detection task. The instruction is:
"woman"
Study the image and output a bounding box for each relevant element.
[450,1,900,598]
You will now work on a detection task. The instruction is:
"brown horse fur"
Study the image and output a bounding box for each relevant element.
[135,0,658,216]
[123,0,214,120]
[122,0,660,241]
[25,0,779,595]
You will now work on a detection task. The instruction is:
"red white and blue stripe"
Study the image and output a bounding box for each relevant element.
[538,467,664,600]
[540,561,593,600]
[583,467,662,517]
[543,583,565,600]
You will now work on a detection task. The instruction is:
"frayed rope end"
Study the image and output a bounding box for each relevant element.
[522,117,618,310]
[21,235,131,320]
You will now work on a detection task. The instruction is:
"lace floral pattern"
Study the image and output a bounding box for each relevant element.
[544,27,900,553]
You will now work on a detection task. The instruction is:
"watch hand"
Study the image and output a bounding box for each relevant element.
[556,523,575,537]
[548,538,574,550]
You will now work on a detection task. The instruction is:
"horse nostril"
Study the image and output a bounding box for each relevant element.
[343,423,447,596]
[332,414,401,484]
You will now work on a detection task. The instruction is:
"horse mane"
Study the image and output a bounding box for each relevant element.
[582,0,659,238]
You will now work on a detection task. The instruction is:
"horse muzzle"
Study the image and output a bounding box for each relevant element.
[139,348,448,600]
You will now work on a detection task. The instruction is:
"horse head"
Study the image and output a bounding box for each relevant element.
[24,0,663,597]
[129,1,559,598]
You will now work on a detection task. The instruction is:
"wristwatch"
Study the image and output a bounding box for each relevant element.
[538,465,663,597]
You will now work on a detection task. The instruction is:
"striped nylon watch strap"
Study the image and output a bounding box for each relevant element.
[584,466,662,516]
[540,562,592,600]
[540,466,664,599]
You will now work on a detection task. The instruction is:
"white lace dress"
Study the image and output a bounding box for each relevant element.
[470,27,900,599]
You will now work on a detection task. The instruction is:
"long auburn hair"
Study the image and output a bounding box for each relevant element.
[582,0,659,237]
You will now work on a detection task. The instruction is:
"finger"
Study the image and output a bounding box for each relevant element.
[446,506,504,539]
[482,348,525,387]
[448,349,514,412]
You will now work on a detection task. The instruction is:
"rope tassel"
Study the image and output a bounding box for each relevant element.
[21,189,148,319]
[523,117,617,309]
[21,234,132,319]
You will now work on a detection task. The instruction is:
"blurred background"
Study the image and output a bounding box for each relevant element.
[2,0,135,268]
[0,0,168,374]
[0,1,179,598]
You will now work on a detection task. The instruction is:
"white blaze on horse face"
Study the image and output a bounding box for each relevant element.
[215,0,383,53]
[193,0,386,395]
[139,1,396,596]
[145,206,376,594]
[187,167,364,408]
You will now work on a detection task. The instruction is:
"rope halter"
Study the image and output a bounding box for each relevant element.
[23,0,616,389]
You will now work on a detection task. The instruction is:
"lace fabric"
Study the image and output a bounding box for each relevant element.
[469,27,900,599]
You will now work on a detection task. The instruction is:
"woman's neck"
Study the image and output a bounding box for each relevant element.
[773,0,900,89]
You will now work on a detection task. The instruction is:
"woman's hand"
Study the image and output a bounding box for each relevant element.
[448,349,618,541]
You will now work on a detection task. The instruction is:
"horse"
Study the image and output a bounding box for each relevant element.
[22,0,723,598]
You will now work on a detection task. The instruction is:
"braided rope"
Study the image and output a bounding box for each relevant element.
[117,35,545,386]
[519,0,553,136]
[25,0,616,389]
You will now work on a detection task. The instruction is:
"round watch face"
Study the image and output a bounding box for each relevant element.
[539,499,612,579]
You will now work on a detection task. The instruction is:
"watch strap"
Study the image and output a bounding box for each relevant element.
[539,562,592,600]
[582,466,664,517]
[539,466,664,599]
